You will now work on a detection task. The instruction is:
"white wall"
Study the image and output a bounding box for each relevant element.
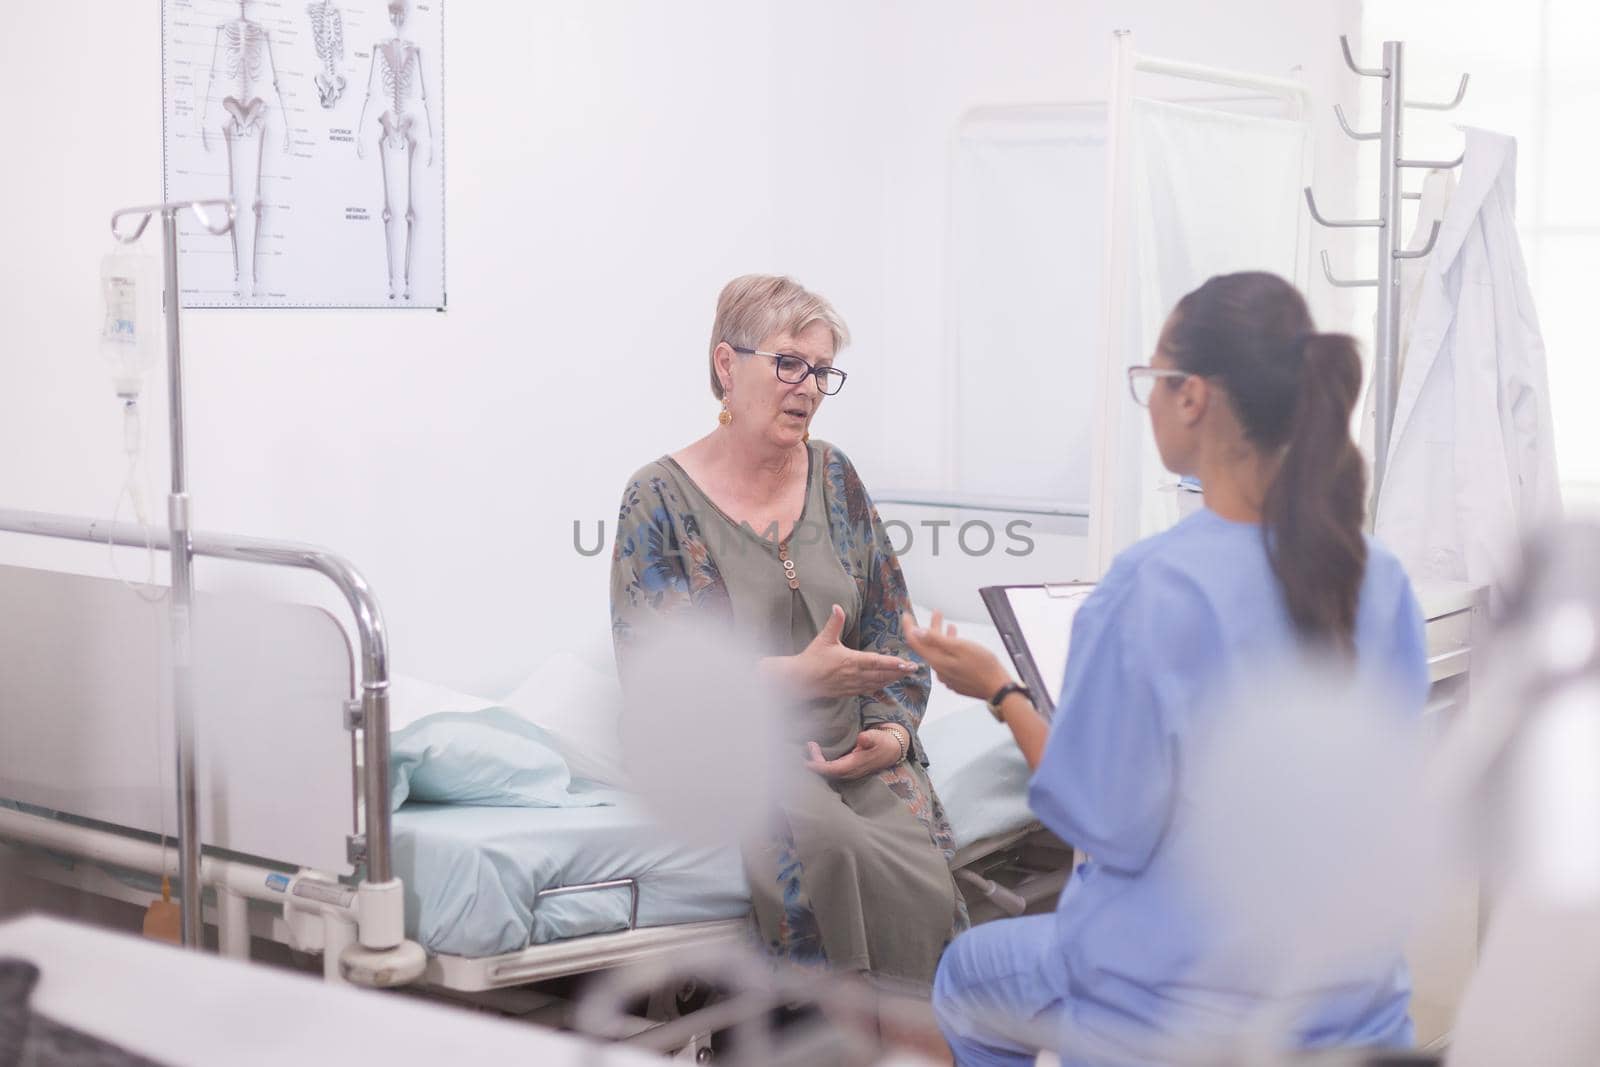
[0,0,1360,695]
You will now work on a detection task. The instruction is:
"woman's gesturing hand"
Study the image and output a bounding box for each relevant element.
[804,726,907,780]
[766,604,918,700]
[901,611,1013,701]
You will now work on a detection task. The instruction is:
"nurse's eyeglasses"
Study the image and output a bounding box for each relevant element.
[729,346,849,396]
[1126,366,1193,407]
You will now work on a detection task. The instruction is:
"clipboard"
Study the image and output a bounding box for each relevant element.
[979,582,1096,715]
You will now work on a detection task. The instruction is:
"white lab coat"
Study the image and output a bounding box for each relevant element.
[1361,168,1456,459]
[1375,128,1560,606]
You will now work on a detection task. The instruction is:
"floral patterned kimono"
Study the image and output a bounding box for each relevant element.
[610,440,967,985]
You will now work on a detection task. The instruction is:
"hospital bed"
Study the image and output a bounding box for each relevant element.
[392,498,1092,993]
[354,498,1486,998]
[0,505,1070,1010]
[387,641,1066,992]
[0,502,1479,1037]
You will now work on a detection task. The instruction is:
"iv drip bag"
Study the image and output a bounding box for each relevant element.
[100,252,161,401]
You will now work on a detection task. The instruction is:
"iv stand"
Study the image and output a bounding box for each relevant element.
[108,198,236,950]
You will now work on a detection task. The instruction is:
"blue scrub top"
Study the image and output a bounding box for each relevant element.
[1029,508,1428,1057]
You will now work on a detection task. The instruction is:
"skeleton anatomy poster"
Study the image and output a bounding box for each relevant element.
[162,0,446,309]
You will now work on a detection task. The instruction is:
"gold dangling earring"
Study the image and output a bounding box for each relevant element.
[802,431,810,443]
[718,396,732,427]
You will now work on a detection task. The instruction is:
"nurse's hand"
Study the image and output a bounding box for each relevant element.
[804,727,906,780]
[763,604,918,700]
[902,611,1012,701]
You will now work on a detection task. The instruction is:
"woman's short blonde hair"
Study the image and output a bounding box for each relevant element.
[708,275,851,400]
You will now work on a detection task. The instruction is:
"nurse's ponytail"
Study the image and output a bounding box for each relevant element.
[1262,332,1367,657]
[1163,273,1367,656]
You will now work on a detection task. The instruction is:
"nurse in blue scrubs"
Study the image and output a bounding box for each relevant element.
[906,272,1429,1066]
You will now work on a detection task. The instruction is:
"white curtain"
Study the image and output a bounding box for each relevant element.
[948,106,1108,510]
[1095,99,1313,565]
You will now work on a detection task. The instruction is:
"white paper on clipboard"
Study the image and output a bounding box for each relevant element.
[980,582,1095,713]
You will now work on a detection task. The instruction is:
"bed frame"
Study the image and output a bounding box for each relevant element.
[0,501,1482,1050]
[0,505,1071,1006]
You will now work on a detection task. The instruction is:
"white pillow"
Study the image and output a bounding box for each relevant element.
[386,675,498,732]
[501,651,629,786]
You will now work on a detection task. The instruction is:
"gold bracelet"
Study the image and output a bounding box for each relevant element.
[873,724,909,765]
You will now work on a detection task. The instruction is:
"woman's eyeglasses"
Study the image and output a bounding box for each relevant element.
[1126,366,1192,407]
[730,346,848,396]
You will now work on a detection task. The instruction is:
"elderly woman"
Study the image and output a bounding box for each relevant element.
[609,274,964,986]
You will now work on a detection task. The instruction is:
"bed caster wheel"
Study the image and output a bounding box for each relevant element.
[695,1048,713,1064]
[340,939,427,987]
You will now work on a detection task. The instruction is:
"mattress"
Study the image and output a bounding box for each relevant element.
[393,800,748,958]
[393,700,1036,958]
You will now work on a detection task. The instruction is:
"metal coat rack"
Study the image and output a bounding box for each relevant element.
[107,197,236,949]
[1305,35,1470,511]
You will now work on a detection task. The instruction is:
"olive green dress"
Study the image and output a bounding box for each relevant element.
[609,442,964,985]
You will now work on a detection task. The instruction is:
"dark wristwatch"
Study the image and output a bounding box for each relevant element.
[986,682,1032,722]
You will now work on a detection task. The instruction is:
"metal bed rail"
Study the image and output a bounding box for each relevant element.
[0,806,364,982]
[535,878,643,939]
[0,506,425,984]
